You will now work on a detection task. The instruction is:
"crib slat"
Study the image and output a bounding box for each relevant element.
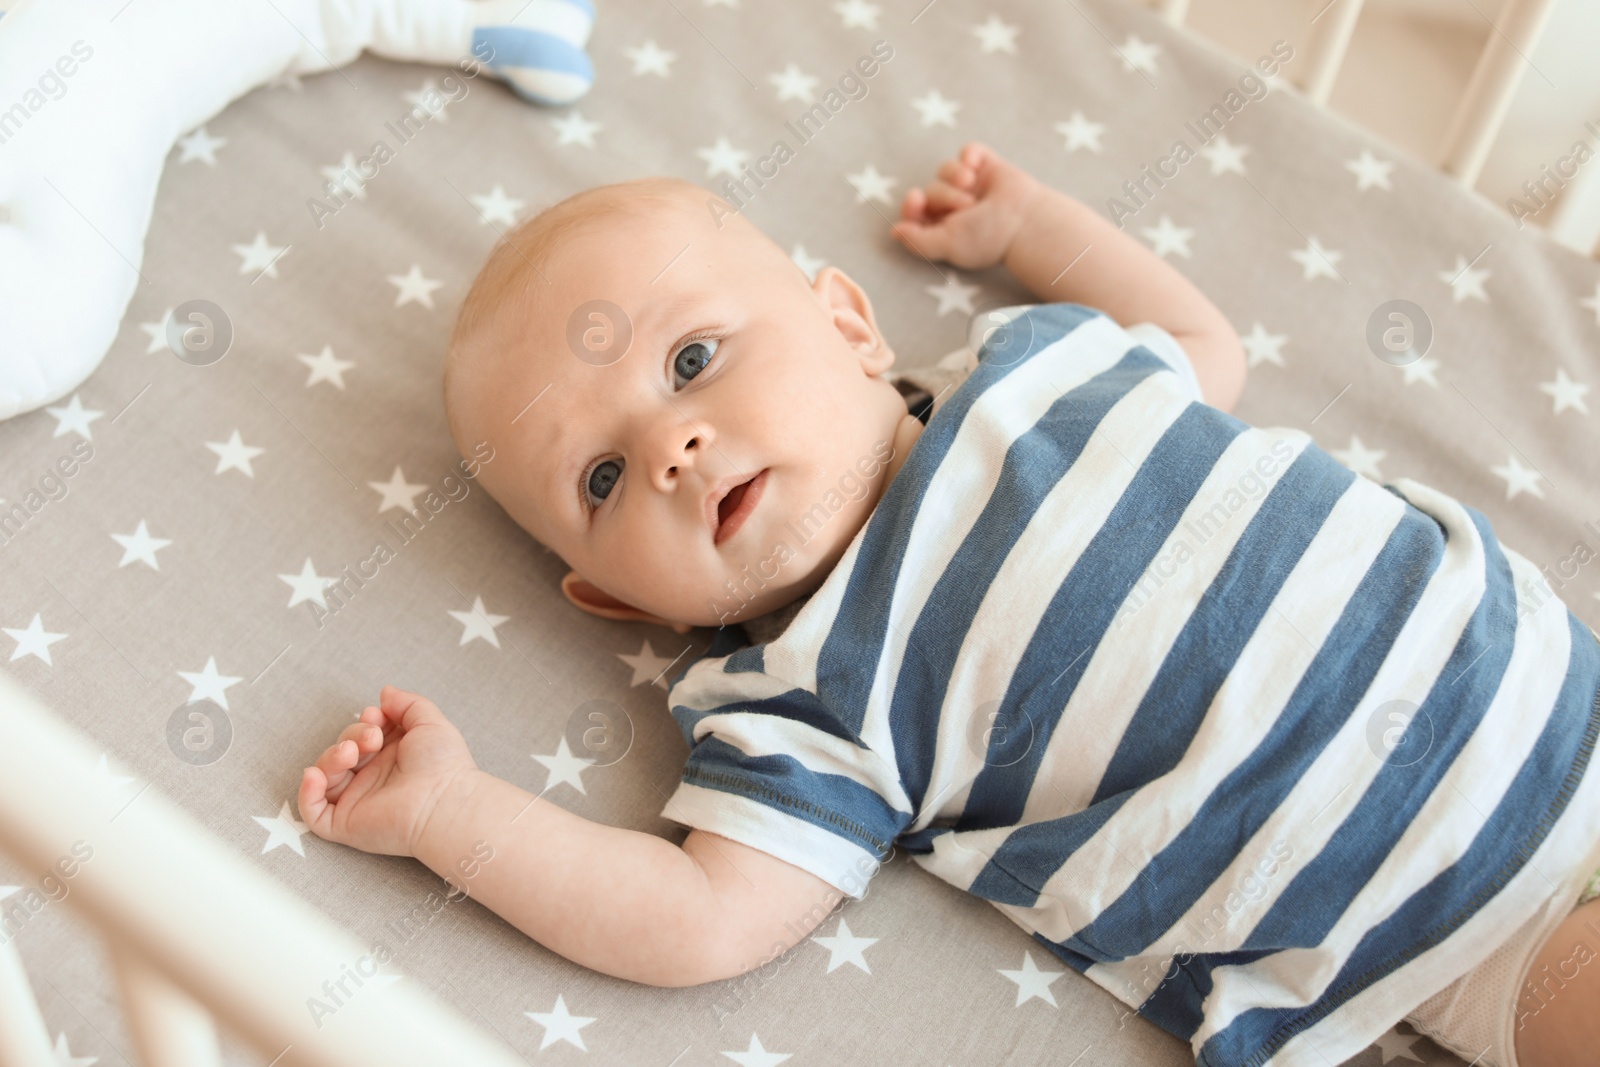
[108,934,222,1067]
[1547,156,1600,259]
[0,673,527,1067]
[1436,0,1560,188]
[1296,0,1367,105]
[0,937,56,1067]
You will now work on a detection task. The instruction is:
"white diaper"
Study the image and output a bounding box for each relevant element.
[1405,858,1600,1067]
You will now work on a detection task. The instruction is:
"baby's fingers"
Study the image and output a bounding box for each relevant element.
[891,216,956,262]
[298,764,337,837]
[378,685,450,733]
[937,158,975,189]
[923,179,974,214]
[314,724,381,799]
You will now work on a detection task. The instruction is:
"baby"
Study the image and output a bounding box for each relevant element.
[296,144,1600,1067]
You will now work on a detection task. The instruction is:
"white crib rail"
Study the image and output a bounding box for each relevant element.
[1296,0,1367,106]
[1146,0,1600,257]
[1434,0,1560,189]
[0,671,527,1067]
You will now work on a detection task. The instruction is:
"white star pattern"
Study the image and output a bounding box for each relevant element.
[45,393,103,440]
[177,126,227,165]
[910,89,960,128]
[532,736,596,794]
[98,754,135,789]
[925,273,980,316]
[4,614,67,665]
[177,656,242,709]
[525,995,596,1051]
[721,1034,791,1067]
[253,801,310,856]
[1116,35,1161,76]
[697,137,751,179]
[320,153,368,200]
[617,639,681,688]
[469,185,524,226]
[790,244,826,281]
[832,0,880,30]
[1053,111,1104,153]
[1199,134,1250,176]
[1346,149,1394,191]
[769,63,818,104]
[998,950,1066,1007]
[1373,1027,1425,1063]
[402,79,454,123]
[1290,237,1343,281]
[279,558,333,609]
[625,40,676,77]
[111,520,172,570]
[1490,454,1545,500]
[1141,216,1194,258]
[1538,367,1590,415]
[1400,357,1441,388]
[846,164,897,205]
[550,111,602,147]
[813,917,878,973]
[1241,322,1287,368]
[205,429,266,477]
[388,265,444,309]
[1332,435,1386,481]
[449,595,509,647]
[233,231,288,279]
[1440,254,1491,303]
[972,15,1019,54]
[11,21,1593,1067]
[368,467,428,513]
[51,1033,97,1067]
[139,308,174,353]
[296,345,355,389]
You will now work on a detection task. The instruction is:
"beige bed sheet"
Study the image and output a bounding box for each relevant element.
[6,0,1600,1063]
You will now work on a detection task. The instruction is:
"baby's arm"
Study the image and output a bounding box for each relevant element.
[892,142,1247,412]
[297,686,842,987]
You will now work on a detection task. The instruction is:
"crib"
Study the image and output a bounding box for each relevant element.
[3,0,1597,1064]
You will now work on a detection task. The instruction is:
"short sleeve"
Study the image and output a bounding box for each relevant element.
[661,677,915,901]
[966,305,1204,404]
[1125,321,1203,403]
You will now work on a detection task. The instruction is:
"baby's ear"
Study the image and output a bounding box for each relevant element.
[560,572,694,634]
[813,266,894,377]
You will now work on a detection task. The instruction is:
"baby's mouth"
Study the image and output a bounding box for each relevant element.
[714,469,769,546]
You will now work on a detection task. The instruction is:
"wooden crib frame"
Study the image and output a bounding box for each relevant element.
[0,4,1589,1065]
[0,673,525,1067]
[1149,0,1600,259]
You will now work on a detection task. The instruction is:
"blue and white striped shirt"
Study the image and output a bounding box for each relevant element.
[661,303,1600,1067]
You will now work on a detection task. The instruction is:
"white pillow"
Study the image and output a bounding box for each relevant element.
[0,0,593,420]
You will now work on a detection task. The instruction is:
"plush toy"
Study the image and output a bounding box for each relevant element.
[0,0,593,420]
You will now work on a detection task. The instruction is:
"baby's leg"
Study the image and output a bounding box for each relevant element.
[1512,896,1600,1067]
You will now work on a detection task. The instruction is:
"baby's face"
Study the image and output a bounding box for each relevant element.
[472,191,916,630]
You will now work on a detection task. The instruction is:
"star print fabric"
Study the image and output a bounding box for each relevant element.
[2,1,1598,1065]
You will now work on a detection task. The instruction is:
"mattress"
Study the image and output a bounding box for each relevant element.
[5,0,1598,1063]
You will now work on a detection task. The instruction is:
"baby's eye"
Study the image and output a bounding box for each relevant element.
[585,458,622,509]
[672,337,719,389]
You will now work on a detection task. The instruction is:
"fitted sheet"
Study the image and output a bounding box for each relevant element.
[5,0,1599,1063]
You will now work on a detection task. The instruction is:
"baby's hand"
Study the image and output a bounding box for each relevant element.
[891,142,1044,271]
[297,685,479,858]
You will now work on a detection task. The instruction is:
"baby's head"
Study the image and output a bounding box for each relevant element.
[444,177,919,633]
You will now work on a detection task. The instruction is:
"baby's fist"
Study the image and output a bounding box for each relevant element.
[297,685,479,858]
[891,142,1043,271]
